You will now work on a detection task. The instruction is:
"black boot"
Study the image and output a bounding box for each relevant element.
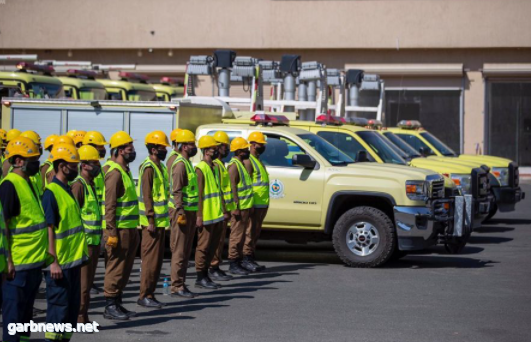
[117,294,137,317]
[209,267,233,281]
[229,260,249,275]
[249,257,266,272]
[195,271,220,289]
[241,256,259,273]
[103,298,129,321]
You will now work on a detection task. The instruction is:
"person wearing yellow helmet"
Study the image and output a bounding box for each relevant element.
[208,131,234,281]
[0,136,49,342]
[103,131,139,321]
[42,143,87,341]
[136,130,170,309]
[167,129,198,299]
[194,135,225,290]
[2,129,22,178]
[19,131,44,196]
[40,134,59,191]
[226,137,254,275]
[70,145,102,324]
[42,135,75,189]
[73,130,87,148]
[66,130,77,140]
[242,131,269,272]
[82,131,108,159]
[0,129,7,164]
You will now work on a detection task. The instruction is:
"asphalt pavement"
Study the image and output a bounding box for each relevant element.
[29,181,530,342]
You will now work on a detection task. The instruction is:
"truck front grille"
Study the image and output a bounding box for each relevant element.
[430,180,445,199]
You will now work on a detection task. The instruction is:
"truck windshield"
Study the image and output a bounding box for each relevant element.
[316,131,376,162]
[383,132,422,159]
[28,82,63,98]
[396,134,436,156]
[80,88,107,100]
[298,133,355,166]
[420,132,457,156]
[356,131,406,165]
[127,90,156,101]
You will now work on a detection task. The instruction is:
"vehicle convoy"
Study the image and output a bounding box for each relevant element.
[0,62,64,98]
[387,120,524,220]
[58,69,107,100]
[99,72,157,101]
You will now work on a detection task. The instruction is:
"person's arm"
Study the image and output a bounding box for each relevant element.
[42,189,62,279]
[243,159,254,178]
[2,160,10,178]
[228,163,241,214]
[104,170,122,238]
[0,180,20,279]
[40,163,49,189]
[196,168,204,227]
[171,162,187,216]
[141,166,156,231]
[70,180,85,208]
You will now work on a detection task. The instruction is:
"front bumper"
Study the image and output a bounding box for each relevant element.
[394,196,474,251]
[471,195,493,229]
[493,186,525,212]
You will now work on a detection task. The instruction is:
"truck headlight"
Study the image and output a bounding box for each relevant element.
[451,174,472,194]
[492,167,509,186]
[405,180,427,201]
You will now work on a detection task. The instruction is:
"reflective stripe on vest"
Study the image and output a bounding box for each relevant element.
[195,161,224,225]
[100,160,116,229]
[170,156,198,211]
[46,182,88,269]
[138,158,170,228]
[105,164,139,228]
[0,173,50,271]
[249,155,270,208]
[228,158,254,210]
[214,159,236,212]
[74,176,102,246]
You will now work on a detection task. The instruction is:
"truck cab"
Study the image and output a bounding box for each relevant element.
[0,63,64,99]
[99,72,156,101]
[58,70,107,100]
[153,77,184,101]
[193,113,473,267]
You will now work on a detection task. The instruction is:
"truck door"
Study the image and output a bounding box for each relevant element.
[261,133,325,229]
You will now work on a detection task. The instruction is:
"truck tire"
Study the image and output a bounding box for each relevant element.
[482,203,498,223]
[332,206,396,268]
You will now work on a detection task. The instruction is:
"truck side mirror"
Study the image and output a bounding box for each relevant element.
[356,150,369,162]
[292,154,316,169]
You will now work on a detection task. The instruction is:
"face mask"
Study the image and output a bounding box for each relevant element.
[65,166,79,182]
[256,145,266,155]
[241,151,250,160]
[188,147,198,157]
[157,149,168,161]
[88,164,101,178]
[99,149,106,159]
[220,147,229,158]
[22,160,40,176]
[123,151,136,163]
[212,150,220,159]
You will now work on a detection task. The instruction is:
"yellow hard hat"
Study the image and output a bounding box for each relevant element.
[109,131,134,149]
[230,137,250,152]
[170,128,182,142]
[5,136,40,159]
[20,131,42,145]
[83,131,107,146]
[78,145,100,161]
[248,131,267,144]
[145,130,170,147]
[0,129,7,141]
[49,143,80,163]
[66,130,77,139]
[6,129,22,142]
[198,136,219,149]
[44,134,59,150]
[73,130,87,145]
[175,129,195,143]
[213,131,230,145]
[56,135,75,146]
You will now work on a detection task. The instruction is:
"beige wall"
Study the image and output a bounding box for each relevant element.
[0,0,529,49]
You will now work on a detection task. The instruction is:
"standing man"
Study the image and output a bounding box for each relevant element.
[209,131,234,281]
[195,136,225,289]
[242,131,269,272]
[42,143,88,342]
[168,129,198,299]
[71,145,102,324]
[103,131,139,320]
[73,131,87,148]
[226,137,254,275]
[137,131,170,309]
[0,137,51,342]
[40,134,58,189]
[2,129,21,178]
[20,131,44,196]
[43,135,76,188]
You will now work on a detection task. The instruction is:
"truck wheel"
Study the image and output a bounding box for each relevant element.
[332,206,395,268]
[482,203,498,223]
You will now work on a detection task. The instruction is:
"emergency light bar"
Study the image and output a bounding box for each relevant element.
[67,69,97,79]
[316,114,343,126]
[250,113,289,126]
[186,56,214,76]
[366,119,383,129]
[160,77,184,85]
[397,120,422,129]
[345,117,369,126]
[119,72,150,82]
[16,62,54,73]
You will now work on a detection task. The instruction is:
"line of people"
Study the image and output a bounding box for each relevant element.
[0,127,270,341]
